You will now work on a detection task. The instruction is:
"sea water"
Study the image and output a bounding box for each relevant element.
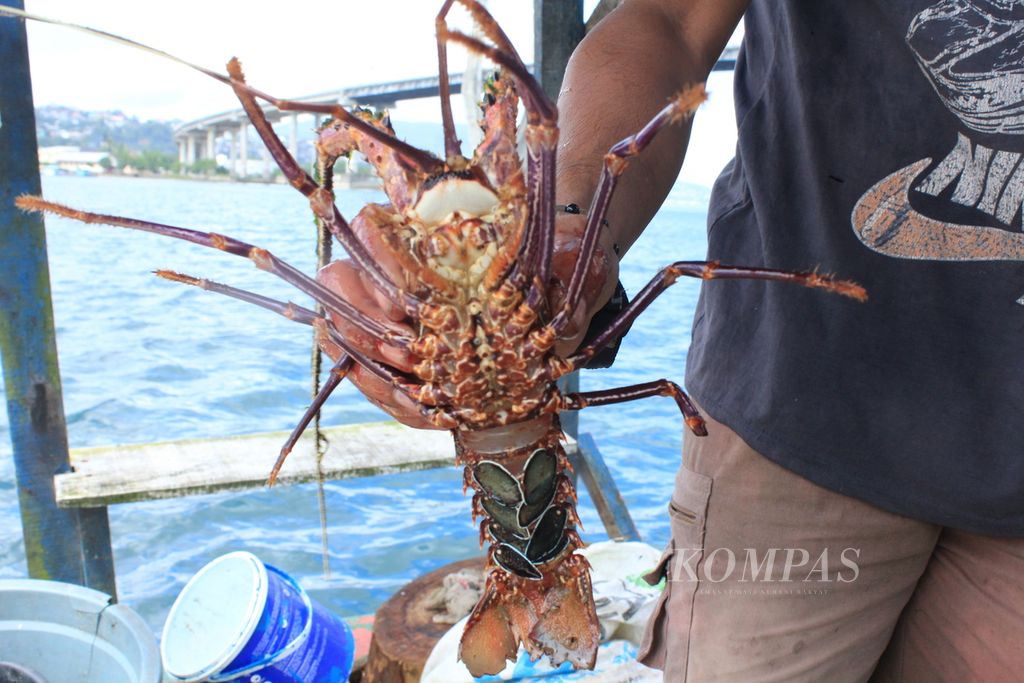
[0,170,711,634]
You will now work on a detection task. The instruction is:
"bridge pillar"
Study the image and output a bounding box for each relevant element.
[229,129,237,178]
[185,134,196,168]
[206,128,216,166]
[238,120,248,179]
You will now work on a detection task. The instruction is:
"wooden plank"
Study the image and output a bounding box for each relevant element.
[56,422,582,509]
[57,422,457,508]
[573,433,640,542]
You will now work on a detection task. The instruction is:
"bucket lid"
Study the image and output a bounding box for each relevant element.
[160,551,268,682]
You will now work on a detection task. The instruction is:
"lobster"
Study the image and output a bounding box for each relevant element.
[7,0,867,675]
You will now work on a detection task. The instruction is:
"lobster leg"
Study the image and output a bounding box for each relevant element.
[436,0,552,142]
[16,196,409,347]
[441,12,554,126]
[225,60,426,318]
[267,355,354,485]
[550,86,708,337]
[152,271,355,483]
[448,3,557,289]
[150,270,449,472]
[435,0,464,160]
[558,261,868,371]
[439,2,558,289]
[559,380,707,436]
[220,64,441,175]
[154,271,322,326]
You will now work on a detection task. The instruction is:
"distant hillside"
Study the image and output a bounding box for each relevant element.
[36,105,178,155]
[34,105,485,170]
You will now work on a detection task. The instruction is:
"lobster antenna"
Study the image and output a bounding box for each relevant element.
[0,6,236,90]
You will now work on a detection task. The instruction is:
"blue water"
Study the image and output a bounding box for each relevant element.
[0,173,710,634]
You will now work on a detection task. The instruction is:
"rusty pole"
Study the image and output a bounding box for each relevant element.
[0,0,117,597]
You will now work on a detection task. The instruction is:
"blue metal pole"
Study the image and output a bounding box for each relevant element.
[0,0,117,597]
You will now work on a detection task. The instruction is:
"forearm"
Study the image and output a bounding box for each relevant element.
[556,0,748,256]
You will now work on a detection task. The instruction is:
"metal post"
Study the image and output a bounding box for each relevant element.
[533,0,584,102]
[535,0,584,439]
[0,0,116,598]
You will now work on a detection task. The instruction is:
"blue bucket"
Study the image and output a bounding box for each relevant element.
[160,551,354,683]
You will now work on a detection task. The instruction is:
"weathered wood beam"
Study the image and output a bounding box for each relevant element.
[54,422,584,508]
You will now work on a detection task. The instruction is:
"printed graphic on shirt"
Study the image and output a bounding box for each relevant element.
[851,1,1024,272]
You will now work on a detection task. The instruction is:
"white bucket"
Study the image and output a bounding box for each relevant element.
[0,579,160,682]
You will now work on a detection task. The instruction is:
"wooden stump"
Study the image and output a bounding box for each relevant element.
[362,557,486,683]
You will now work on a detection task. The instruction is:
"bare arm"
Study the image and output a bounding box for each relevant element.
[557,0,749,256]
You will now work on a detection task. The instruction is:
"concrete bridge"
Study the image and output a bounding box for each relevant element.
[174,46,738,178]
[173,70,469,178]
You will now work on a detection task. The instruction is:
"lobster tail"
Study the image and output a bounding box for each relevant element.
[455,418,600,676]
[529,553,600,667]
[459,552,599,676]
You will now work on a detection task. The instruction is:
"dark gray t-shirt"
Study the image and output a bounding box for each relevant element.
[686,0,1024,535]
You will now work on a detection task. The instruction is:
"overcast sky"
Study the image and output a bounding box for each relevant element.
[20,1,561,122]
[15,0,742,186]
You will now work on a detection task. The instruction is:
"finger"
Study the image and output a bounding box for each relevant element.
[550,215,620,344]
[350,206,410,322]
[313,324,438,429]
[317,260,417,371]
[349,363,440,430]
[360,266,408,323]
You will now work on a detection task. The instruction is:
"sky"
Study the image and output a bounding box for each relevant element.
[14,0,742,186]
[19,1,550,122]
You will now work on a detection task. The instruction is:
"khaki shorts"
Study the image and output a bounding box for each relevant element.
[637,408,1024,682]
